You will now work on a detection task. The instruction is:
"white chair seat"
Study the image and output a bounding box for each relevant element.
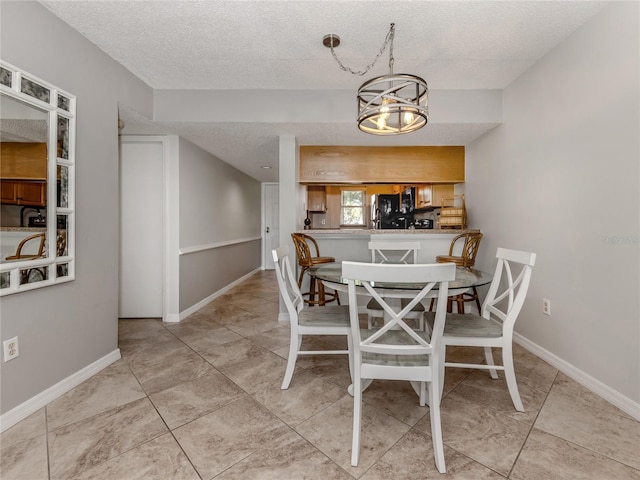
[425,312,503,337]
[298,305,351,327]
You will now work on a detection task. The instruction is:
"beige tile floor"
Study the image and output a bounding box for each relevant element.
[2,270,639,479]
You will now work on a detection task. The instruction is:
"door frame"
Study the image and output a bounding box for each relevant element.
[119,135,179,322]
[261,182,279,269]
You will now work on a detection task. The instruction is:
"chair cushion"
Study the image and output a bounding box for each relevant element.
[425,312,503,338]
[299,256,336,267]
[435,255,466,266]
[298,305,350,327]
[359,328,431,366]
[366,298,425,312]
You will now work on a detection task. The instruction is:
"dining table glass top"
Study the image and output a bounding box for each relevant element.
[309,262,493,291]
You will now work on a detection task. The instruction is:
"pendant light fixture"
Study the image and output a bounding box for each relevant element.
[324,23,428,135]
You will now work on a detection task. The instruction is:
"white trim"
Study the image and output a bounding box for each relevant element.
[179,236,262,255]
[0,349,121,433]
[119,135,173,322]
[174,268,262,321]
[513,332,640,421]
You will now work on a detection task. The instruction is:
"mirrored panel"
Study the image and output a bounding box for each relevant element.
[1,96,48,264]
[0,61,75,294]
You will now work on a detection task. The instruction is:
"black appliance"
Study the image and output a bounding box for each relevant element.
[401,186,416,214]
[371,194,401,229]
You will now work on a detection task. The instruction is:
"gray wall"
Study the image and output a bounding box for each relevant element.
[178,138,261,311]
[0,2,153,413]
[465,2,639,402]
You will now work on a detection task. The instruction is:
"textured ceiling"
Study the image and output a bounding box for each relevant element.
[40,0,607,182]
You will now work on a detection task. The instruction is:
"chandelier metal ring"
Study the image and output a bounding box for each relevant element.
[323,23,429,135]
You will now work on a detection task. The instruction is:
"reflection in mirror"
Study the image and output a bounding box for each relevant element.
[1,96,48,268]
[0,61,75,293]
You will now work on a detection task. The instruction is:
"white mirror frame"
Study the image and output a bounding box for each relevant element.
[0,61,75,295]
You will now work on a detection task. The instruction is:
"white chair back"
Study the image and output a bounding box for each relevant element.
[482,247,537,333]
[368,241,420,264]
[344,261,454,359]
[272,246,304,319]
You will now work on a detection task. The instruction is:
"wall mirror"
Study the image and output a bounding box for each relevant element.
[0,61,75,294]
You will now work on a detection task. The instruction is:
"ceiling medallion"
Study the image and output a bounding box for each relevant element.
[324,23,428,135]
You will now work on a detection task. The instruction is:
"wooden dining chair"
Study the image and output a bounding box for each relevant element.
[5,232,46,261]
[343,260,455,473]
[431,232,483,313]
[272,247,352,390]
[291,233,339,306]
[366,241,425,330]
[430,248,536,412]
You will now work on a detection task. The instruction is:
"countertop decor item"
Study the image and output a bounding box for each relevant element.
[323,23,428,135]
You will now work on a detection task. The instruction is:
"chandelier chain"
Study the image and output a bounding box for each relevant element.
[328,23,395,76]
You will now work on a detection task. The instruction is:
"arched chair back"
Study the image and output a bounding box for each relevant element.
[5,232,46,261]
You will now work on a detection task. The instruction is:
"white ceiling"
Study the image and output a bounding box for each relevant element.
[40,0,607,182]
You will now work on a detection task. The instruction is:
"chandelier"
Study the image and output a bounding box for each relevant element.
[324,23,429,135]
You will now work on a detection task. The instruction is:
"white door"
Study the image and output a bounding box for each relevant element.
[263,183,279,269]
[119,139,164,318]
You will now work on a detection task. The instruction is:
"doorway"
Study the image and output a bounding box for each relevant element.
[263,183,279,269]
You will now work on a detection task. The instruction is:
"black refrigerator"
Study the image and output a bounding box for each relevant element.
[371,194,404,229]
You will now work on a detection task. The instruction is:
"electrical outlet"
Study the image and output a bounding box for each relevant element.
[542,298,551,316]
[3,336,19,362]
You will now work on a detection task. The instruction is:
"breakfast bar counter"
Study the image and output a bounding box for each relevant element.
[297,228,481,263]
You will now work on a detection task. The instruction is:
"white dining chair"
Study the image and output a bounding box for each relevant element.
[343,260,455,473]
[272,247,353,390]
[431,247,536,412]
[366,241,426,330]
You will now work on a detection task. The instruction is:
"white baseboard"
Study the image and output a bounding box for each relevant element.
[0,349,121,433]
[176,268,262,322]
[513,333,640,421]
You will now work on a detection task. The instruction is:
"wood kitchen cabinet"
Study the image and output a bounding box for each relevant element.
[307,185,327,212]
[416,184,454,209]
[0,180,47,206]
[432,184,454,207]
[0,143,47,180]
[300,146,464,183]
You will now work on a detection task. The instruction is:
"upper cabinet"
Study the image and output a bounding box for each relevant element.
[307,185,327,212]
[300,146,465,184]
[1,142,47,180]
[416,184,454,209]
[0,142,48,206]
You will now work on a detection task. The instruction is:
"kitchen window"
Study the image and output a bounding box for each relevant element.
[340,189,365,226]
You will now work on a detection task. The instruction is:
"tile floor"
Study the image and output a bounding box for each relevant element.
[2,270,639,479]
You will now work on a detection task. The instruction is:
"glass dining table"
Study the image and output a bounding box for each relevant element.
[309,262,493,299]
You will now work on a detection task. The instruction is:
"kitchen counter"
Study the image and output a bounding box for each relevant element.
[1,226,47,232]
[296,228,481,263]
[301,228,480,235]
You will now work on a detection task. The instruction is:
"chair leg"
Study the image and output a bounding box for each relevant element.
[472,286,481,313]
[281,333,300,390]
[309,276,317,306]
[429,374,447,473]
[455,295,465,313]
[502,343,524,412]
[351,374,363,467]
[484,346,499,379]
[439,343,447,400]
